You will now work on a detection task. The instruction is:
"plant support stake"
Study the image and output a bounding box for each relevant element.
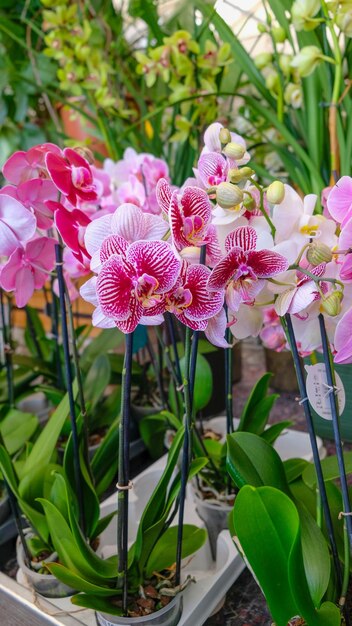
[55,243,86,535]
[319,313,352,547]
[118,331,134,615]
[285,314,342,588]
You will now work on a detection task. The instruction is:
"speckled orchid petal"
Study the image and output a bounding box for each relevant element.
[170,186,211,250]
[126,240,181,292]
[197,152,228,188]
[96,255,133,320]
[225,226,257,253]
[156,178,172,214]
[207,247,242,290]
[100,234,129,263]
[184,264,224,321]
[247,249,288,278]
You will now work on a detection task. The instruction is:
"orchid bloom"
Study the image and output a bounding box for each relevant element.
[0,237,56,307]
[208,226,288,312]
[201,122,250,165]
[81,237,181,333]
[0,194,37,256]
[274,263,327,317]
[196,152,229,188]
[327,176,352,228]
[2,143,61,185]
[47,201,91,263]
[334,306,352,364]
[0,179,57,230]
[165,261,224,330]
[84,202,168,272]
[46,148,97,206]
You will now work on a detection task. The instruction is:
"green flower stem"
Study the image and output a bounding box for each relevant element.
[340,520,350,610]
[65,288,91,479]
[0,291,14,408]
[249,178,276,238]
[175,326,192,586]
[117,332,134,614]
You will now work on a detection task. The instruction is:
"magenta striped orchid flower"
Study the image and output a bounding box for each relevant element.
[83,237,181,333]
[208,226,289,312]
[165,261,224,330]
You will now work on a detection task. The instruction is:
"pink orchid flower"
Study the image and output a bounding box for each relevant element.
[86,237,181,333]
[334,306,352,364]
[196,152,229,188]
[327,176,352,228]
[2,143,61,185]
[141,156,169,190]
[46,148,97,206]
[165,262,224,330]
[114,175,146,209]
[0,237,56,307]
[207,226,288,312]
[0,179,57,230]
[274,263,327,317]
[259,307,287,351]
[84,203,168,272]
[0,194,37,256]
[48,201,91,263]
[204,308,232,348]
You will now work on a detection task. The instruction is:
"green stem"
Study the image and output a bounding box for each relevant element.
[340,520,350,610]
[249,178,276,237]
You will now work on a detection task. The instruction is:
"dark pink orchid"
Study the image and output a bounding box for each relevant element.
[2,143,61,185]
[48,201,91,263]
[0,179,57,230]
[46,148,97,206]
[165,262,224,330]
[0,237,56,307]
[93,238,181,333]
[208,226,288,312]
[0,194,37,256]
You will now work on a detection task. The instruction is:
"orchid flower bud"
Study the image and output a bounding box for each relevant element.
[266,181,285,204]
[284,83,303,109]
[272,26,286,43]
[320,291,343,317]
[223,142,246,160]
[216,182,244,208]
[243,194,256,210]
[257,23,267,34]
[228,167,254,183]
[254,52,272,70]
[291,0,321,31]
[307,242,333,266]
[290,46,325,77]
[219,128,231,145]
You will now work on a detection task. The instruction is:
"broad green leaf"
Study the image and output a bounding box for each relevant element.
[23,381,78,475]
[302,452,352,490]
[19,463,63,510]
[139,411,181,459]
[0,409,38,454]
[80,329,123,371]
[179,353,213,412]
[233,486,340,626]
[48,563,116,596]
[91,417,120,497]
[226,432,290,494]
[84,355,111,409]
[237,373,277,434]
[284,458,310,484]
[261,420,292,444]
[71,593,122,615]
[145,525,207,578]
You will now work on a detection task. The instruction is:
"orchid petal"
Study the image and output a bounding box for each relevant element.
[185,264,224,321]
[96,255,133,319]
[156,178,172,214]
[247,249,288,277]
[127,240,181,292]
[80,276,99,306]
[327,176,352,225]
[15,267,35,308]
[207,247,241,290]
[100,235,129,263]
[85,214,113,256]
[204,309,231,348]
[230,305,263,340]
[225,226,257,252]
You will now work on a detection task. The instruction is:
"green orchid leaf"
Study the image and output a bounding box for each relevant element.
[145,524,207,578]
[84,354,111,410]
[80,329,123,371]
[48,563,116,596]
[237,373,277,434]
[91,417,120,497]
[0,409,38,455]
[226,432,290,494]
[233,486,340,626]
[70,593,122,615]
[139,411,181,460]
[302,452,352,490]
[261,420,292,444]
[23,381,78,475]
[284,459,310,484]
[178,353,213,412]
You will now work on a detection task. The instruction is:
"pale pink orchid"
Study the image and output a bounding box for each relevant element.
[259,307,287,351]
[0,194,37,257]
[208,226,288,312]
[113,175,146,209]
[327,176,352,227]
[47,201,91,263]
[204,308,231,348]
[334,306,352,364]
[46,148,97,206]
[83,238,181,333]
[165,262,224,330]
[0,237,56,307]
[229,304,264,340]
[2,143,61,185]
[84,203,168,272]
[201,122,250,165]
[0,179,57,230]
[274,263,327,317]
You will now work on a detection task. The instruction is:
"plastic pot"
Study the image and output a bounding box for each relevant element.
[192,490,232,560]
[96,595,183,626]
[16,538,76,598]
